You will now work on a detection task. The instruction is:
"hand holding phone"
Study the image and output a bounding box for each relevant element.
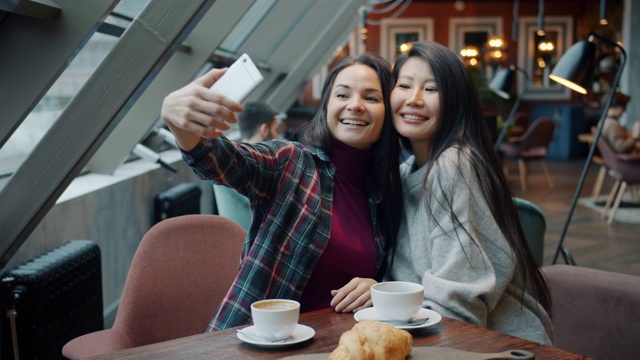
[210,53,264,103]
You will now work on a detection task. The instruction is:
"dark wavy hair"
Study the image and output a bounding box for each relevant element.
[393,41,551,313]
[297,54,402,276]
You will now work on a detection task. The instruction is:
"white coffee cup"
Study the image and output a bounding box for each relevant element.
[371,281,424,322]
[250,299,300,341]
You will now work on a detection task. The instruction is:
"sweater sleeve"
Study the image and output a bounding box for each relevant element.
[419,149,516,327]
[603,118,636,153]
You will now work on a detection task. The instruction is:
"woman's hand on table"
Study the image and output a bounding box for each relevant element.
[330,278,377,313]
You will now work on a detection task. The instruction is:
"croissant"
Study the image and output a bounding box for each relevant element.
[328,320,413,360]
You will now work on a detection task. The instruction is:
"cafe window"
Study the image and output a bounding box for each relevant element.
[449,17,503,60]
[380,18,434,63]
[517,16,574,100]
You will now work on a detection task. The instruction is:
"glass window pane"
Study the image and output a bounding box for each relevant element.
[0,1,150,178]
[111,0,149,20]
[219,0,276,53]
[532,31,559,89]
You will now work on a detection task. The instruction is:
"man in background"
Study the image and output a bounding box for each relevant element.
[213,101,283,230]
[237,101,282,143]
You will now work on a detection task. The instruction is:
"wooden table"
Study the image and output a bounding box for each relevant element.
[90,308,589,359]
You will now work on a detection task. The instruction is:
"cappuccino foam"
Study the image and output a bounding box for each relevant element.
[253,300,297,311]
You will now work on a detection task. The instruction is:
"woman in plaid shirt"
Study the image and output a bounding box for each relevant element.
[161,54,402,331]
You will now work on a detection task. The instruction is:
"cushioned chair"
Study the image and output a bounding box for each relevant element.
[513,197,545,267]
[501,117,556,191]
[591,155,608,198]
[212,184,252,231]
[507,112,530,138]
[62,215,246,359]
[581,128,608,199]
[542,265,640,360]
[595,132,640,225]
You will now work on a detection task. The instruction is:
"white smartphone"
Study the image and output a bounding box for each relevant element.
[210,53,264,103]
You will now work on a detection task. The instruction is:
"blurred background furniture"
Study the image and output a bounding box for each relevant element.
[530,103,587,160]
[513,197,545,267]
[542,265,640,360]
[596,133,640,225]
[578,131,608,198]
[153,182,202,225]
[212,185,251,231]
[501,117,556,191]
[507,112,530,138]
[0,240,103,360]
[62,215,246,359]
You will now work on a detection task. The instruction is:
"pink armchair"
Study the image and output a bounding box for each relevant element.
[595,132,640,224]
[500,117,556,191]
[62,215,246,359]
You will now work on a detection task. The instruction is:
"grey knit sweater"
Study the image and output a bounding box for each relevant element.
[387,148,553,345]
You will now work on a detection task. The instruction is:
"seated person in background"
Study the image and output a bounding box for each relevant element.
[212,101,282,230]
[632,118,640,140]
[237,101,282,143]
[601,91,640,154]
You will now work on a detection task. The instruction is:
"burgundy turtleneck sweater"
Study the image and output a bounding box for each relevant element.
[299,139,376,312]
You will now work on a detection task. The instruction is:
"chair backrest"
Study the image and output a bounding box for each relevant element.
[513,197,545,267]
[595,128,640,183]
[519,117,555,149]
[512,112,530,130]
[542,265,640,360]
[594,126,620,172]
[115,214,245,343]
[212,184,252,231]
[62,215,246,359]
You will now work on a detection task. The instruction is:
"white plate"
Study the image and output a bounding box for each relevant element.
[353,307,442,330]
[237,324,315,348]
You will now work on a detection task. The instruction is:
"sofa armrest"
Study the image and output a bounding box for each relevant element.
[541,265,640,360]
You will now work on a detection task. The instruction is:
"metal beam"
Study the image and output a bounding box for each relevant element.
[0,0,61,20]
[265,0,365,111]
[0,0,216,269]
[0,0,117,149]
[87,0,256,175]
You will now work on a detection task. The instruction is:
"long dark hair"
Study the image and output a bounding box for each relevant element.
[297,54,402,276]
[393,41,551,313]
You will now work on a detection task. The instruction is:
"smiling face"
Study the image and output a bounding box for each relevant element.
[326,64,386,150]
[391,56,441,165]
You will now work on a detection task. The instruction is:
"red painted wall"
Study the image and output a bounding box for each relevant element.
[362,0,623,108]
[365,0,621,65]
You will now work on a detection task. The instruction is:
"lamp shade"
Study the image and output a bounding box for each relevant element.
[489,67,515,99]
[549,39,596,94]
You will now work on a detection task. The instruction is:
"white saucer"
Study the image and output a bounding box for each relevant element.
[237,324,315,348]
[353,307,442,330]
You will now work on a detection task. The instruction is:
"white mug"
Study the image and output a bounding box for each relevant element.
[371,281,424,322]
[250,299,300,341]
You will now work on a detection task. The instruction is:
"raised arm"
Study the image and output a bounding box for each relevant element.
[160,68,243,150]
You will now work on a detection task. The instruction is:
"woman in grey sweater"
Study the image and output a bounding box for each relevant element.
[386,41,553,344]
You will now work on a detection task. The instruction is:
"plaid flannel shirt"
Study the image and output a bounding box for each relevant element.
[181,136,386,331]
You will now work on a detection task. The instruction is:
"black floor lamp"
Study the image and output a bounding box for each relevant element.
[489,64,529,150]
[549,32,627,265]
